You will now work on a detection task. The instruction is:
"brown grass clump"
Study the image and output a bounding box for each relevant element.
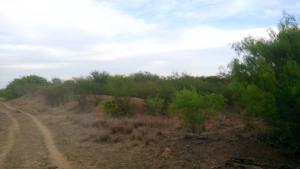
[72,113,177,145]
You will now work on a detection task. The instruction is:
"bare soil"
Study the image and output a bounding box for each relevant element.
[0,95,299,169]
[0,102,72,169]
[0,104,19,167]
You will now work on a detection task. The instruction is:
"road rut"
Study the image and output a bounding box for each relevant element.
[0,106,19,167]
[1,103,72,169]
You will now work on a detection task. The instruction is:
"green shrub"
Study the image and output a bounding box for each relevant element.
[171,89,205,133]
[171,89,225,133]
[105,76,135,97]
[145,97,164,115]
[230,14,300,155]
[4,75,49,99]
[43,85,71,106]
[241,85,276,118]
[104,97,132,117]
[203,93,226,112]
[73,78,100,95]
[0,89,7,98]
[263,120,298,155]
[134,81,159,99]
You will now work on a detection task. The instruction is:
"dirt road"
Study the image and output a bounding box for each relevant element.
[0,102,72,169]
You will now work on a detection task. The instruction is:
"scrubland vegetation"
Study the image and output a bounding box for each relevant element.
[1,14,300,158]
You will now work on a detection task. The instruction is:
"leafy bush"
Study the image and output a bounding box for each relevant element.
[171,89,225,133]
[4,75,49,99]
[171,89,205,133]
[134,81,159,99]
[43,85,71,106]
[241,85,276,118]
[0,89,7,98]
[51,78,63,85]
[73,78,100,95]
[203,93,226,112]
[104,97,132,117]
[145,97,164,115]
[105,76,135,97]
[230,14,300,155]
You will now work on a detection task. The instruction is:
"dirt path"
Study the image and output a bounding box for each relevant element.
[1,103,72,169]
[0,107,20,167]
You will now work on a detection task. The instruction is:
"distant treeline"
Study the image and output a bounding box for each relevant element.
[0,72,230,105]
[1,14,300,156]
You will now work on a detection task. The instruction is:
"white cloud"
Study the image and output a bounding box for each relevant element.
[0,0,155,39]
[0,26,271,63]
[0,0,276,64]
[0,44,68,56]
[0,63,68,70]
[84,26,270,61]
[181,26,270,49]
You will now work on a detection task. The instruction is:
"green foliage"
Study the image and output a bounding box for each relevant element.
[71,78,99,110]
[145,97,164,115]
[73,78,99,95]
[90,71,109,93]
[263,120,298,155]
[90,71,109,84]
[172,89,205,133]
[104,97,132,117]
[230,14,300,155]
[105,75,135,97]
[203,93,227,112]
[43,84,71,106]
[51,78,63,85]
[0,89,7,98]
[4,75,49,99]
[134,81,159,99]
[241,85,276,118]
[171,89,225,133]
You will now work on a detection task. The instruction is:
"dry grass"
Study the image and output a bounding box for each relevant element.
[70,113,177,146]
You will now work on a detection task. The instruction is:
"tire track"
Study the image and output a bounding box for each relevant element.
[2,103,72,169]
[0,105,19,167]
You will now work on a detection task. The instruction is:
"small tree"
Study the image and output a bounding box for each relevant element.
[171,89,225,133]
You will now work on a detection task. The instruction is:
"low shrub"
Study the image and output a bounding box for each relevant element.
[203,93,226,112]
[171,89,205,133]
[104,97,132,117]
[145,97,164,115]
[171,89,225,133]
[43,85,71,106]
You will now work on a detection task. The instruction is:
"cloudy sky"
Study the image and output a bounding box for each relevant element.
[0,0,299,87]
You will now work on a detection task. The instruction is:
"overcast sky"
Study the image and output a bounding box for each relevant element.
[0,0,299,88]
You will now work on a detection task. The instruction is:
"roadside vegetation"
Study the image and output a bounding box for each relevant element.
[0,14,299,157]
